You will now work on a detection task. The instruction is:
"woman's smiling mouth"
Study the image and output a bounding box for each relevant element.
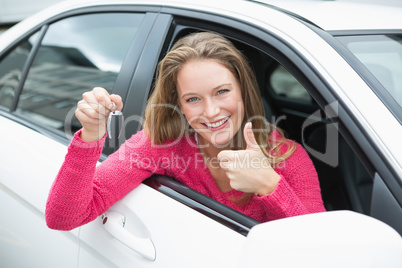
[202,116,230,129]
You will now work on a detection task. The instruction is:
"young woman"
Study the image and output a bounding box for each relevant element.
[46,32,326,231]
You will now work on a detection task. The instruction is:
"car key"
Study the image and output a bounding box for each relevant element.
[107,102,124,140]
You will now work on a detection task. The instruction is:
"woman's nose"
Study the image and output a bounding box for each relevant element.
[203,99,220,119]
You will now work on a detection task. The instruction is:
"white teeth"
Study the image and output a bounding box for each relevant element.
[205,117,229,128]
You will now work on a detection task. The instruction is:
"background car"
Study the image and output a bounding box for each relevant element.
[1,0,402,267]
[0,0,65,25]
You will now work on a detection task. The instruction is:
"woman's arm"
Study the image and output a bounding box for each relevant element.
[45,130,107,230]
[45,130,156,231]
[45,87,151,231]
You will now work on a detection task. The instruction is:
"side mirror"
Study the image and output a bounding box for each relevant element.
[240,211,402,267]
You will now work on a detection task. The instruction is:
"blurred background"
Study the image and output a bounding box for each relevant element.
[1,0,64,33]
[0,0,63,25]
[1,0,402,34]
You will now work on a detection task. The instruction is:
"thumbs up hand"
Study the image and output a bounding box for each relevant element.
[217,122,281,196]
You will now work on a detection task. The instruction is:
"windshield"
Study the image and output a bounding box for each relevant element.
[336,34,402,114]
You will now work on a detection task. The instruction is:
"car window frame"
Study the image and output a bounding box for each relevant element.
[144,175,260,236]
[146,6,402,233]
[138,9,340,234]
[294,26,402,233]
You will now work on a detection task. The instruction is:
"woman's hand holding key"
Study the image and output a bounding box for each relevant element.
[75,87,123,142]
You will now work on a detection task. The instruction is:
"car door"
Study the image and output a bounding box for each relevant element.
[0,8,154,267]
[77,179,249,267]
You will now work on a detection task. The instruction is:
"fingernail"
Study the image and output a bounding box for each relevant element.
[108,102,116,112]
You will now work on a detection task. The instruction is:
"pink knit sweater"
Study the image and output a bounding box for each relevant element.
[46,129,326,230]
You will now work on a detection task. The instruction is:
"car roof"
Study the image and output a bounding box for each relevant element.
[2,0,402,46]
[49,0,402,32]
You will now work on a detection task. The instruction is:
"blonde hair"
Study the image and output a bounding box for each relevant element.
[144,32,295,166]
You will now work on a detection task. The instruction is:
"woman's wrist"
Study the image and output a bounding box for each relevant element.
[255,171,281,197]
[69,129,106,156]
[80,128,106,143]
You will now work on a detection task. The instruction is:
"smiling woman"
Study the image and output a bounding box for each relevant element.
[46,31,326,231]
[176,59,244,148]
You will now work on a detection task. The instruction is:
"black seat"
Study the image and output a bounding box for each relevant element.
[339,138,373,214]
[305,124,373,214]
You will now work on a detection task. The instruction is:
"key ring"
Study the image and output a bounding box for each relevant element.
[107,102,124,140]
[110,102,116,113]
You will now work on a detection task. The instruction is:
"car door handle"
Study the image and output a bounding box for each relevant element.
[102,211,156,261]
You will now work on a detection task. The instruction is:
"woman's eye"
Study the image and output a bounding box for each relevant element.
[186,97,198,103]
[217,89,229,95]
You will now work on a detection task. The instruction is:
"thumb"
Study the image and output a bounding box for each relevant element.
[244,122,259,151]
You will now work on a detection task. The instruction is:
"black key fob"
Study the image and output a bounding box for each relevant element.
[107,110,124,139]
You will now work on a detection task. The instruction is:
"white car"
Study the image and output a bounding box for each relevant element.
[1,0,402,267]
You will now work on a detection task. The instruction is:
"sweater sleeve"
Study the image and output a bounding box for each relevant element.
[45,130,159,231]
[257,143,326,221]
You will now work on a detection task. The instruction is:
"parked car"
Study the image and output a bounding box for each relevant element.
[1,0,402,267]
[0,0,65,25]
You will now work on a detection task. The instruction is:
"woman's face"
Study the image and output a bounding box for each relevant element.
[177,59,244,148]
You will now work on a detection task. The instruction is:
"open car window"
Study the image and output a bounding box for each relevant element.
[152,20,374,225]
